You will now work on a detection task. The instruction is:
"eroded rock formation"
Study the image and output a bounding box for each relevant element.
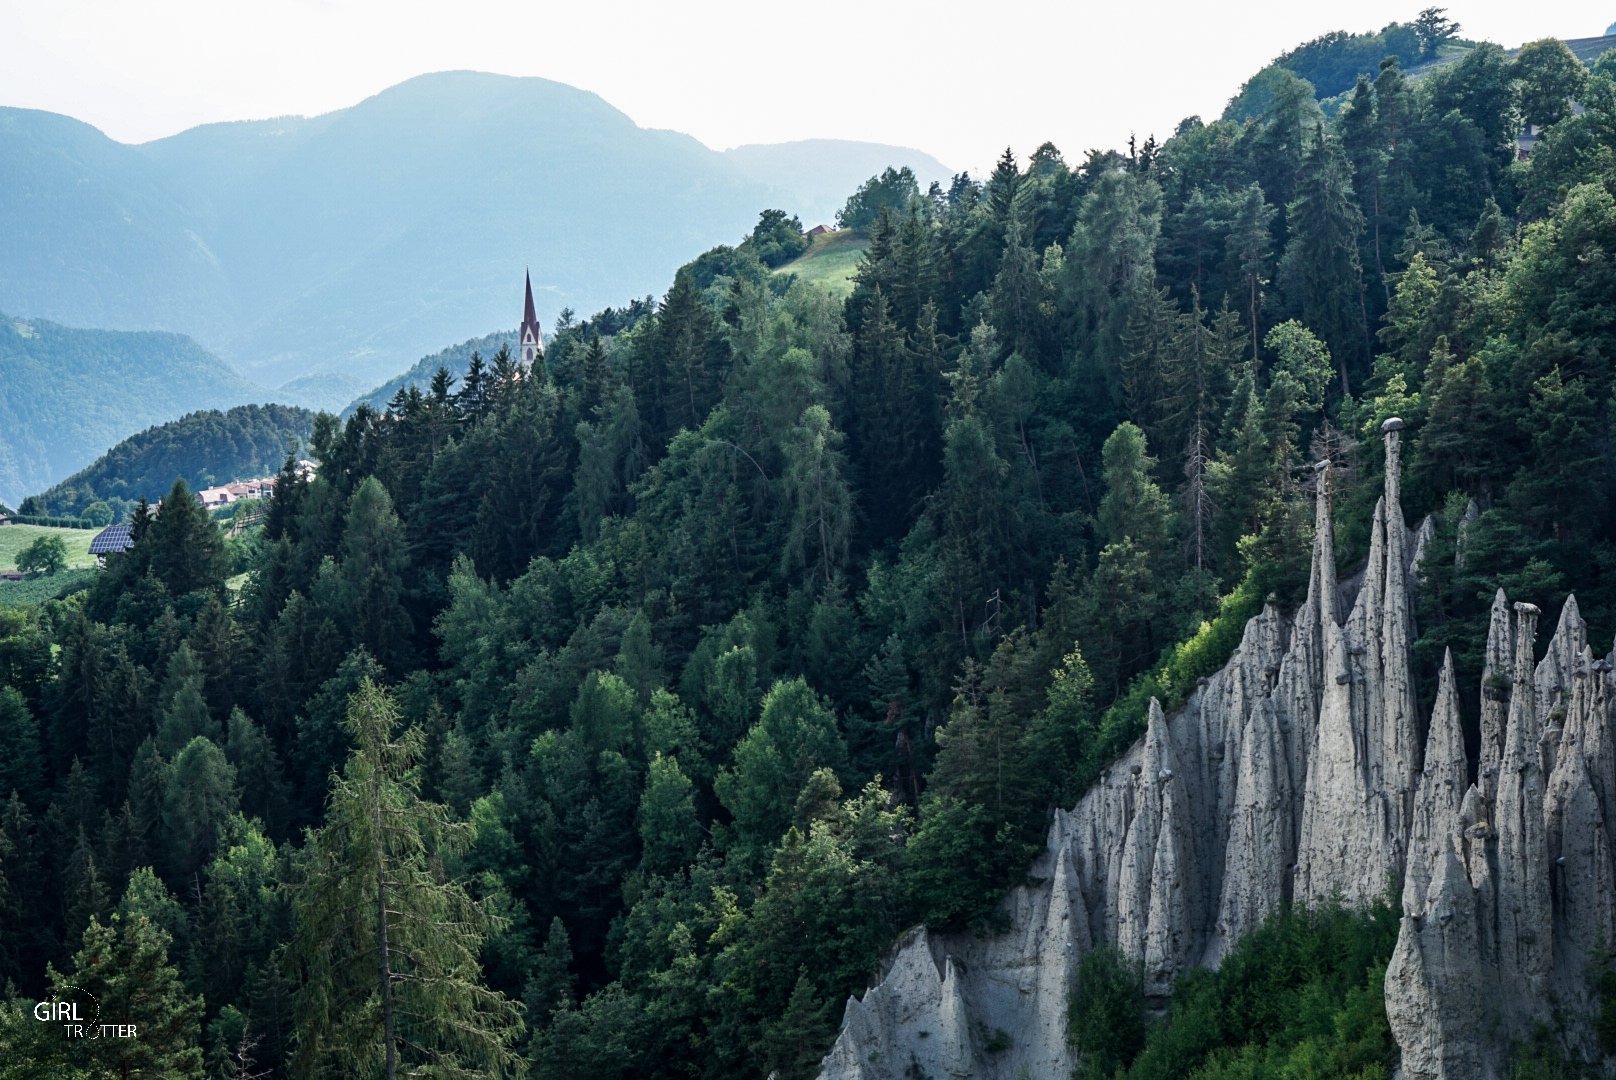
[820,420,1616,1080]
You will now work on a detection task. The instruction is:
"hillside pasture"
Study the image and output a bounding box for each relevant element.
[0,523,98,572]
[773,230,869,298]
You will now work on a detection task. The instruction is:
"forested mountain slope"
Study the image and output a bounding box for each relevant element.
[0,313,270,507]
[0,21,1614,1080]
[821,424,1616,1078]
[21,404,315,522]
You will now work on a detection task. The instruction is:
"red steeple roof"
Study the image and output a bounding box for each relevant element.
[523,270,549,367]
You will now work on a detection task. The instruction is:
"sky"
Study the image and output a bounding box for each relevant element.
[0,1,1607,175]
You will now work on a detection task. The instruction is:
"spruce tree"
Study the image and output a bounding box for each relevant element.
[0,688,43,806]
[148,478,229,599]
[331,477,413,674]
[1277,127,1369,392]
[160,736,238,883]
[637,752,701,878]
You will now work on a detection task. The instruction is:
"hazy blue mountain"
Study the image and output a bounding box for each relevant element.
[344,330,517,416]
[1,73,950,392]
[143,73,781,386]
[723,139,954,227]
[24,403,315,519]
[275,371,373,413]
[0,313,271,506]
[0,109,237,344]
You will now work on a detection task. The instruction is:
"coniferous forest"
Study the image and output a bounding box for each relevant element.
[4,21,1616,1080]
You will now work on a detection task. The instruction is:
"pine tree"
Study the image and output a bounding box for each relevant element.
[1084,423,1181,695]
[990,216,1046,359]
[569,670,641,761]
[290,679,523,1079]
[189,593,239,718]
[1164,296,1239,573]
[522,916,575,1027]
[62,825,110,947]
[714,678,848,873]
[847,288,914,542]
[157,645,219,757]
[576,331,612,418]
[458,351,490,421]
[1097,422,1174,554]
[126,736,169,841]
[224,708,292,837]
[614,612,665,710]
[760,973,834,1080]
[0,794,46,980]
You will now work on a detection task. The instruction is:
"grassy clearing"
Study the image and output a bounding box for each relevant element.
[773,230,869,298]
[0,523,98,572]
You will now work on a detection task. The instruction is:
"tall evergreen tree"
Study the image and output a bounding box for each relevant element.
[290,679,522,1079]
[148,478,229,600]
[30,876,205,1079]
[637,752,701,878]
[329,477,414,674]
[1278,127,1369,392]
[780,405,854,589]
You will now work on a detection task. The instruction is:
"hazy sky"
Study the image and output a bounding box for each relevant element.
[1,1,1606,174]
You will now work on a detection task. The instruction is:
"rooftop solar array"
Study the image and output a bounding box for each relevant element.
[88,524,135,555]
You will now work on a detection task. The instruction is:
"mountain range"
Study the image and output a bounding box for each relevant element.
[0,72,949,393]
[0,314,267,507]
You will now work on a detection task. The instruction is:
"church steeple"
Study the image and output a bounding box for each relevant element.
[519,270,544,371]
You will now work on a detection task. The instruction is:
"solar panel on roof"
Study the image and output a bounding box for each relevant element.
[88,524,135,555]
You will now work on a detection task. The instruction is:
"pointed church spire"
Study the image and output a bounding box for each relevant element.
[520,269,544,371]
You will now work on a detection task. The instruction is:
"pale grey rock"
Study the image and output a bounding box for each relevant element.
[1494,602,1552,1014]
[1296,470,1400,907]
[1411,513,1436,580]
[1480,588,1513,805]
[1141,735,1193,998]
[820,426,1615,1080]
[1386,838,1485,1080]
[1379,426,1423,845]
[1401,652,1466,916]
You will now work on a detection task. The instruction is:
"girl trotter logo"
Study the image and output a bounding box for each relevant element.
[32,985,138,1040]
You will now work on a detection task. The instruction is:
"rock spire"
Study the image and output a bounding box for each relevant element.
[820,417,1616,1079]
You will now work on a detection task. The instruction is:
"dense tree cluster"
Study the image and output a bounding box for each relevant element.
[1,28,1615,1079]
[22,404,315,523]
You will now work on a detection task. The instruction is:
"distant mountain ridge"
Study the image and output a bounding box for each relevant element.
[0,72,942,390]
[344,330,518,417]
[0,313,271,507]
